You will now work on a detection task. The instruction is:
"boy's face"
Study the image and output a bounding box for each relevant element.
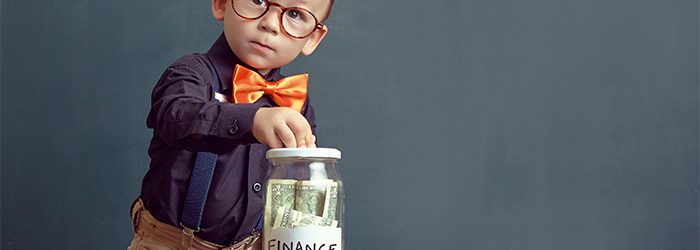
[212,0,330,74]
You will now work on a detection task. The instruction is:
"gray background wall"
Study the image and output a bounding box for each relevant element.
[2,0,698,249]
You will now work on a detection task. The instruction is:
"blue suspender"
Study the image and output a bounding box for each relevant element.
[179,151,265,241]
[180,152,218,232]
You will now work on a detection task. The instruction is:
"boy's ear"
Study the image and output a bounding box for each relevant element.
[301,26,329,56]
[212,0,226,21]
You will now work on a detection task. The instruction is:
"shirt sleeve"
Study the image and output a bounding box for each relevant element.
[146,57,268,153]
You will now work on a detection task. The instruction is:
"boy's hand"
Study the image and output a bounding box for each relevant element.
[252,107,316,148]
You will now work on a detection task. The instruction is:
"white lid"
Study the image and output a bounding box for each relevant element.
[266,148,341,159]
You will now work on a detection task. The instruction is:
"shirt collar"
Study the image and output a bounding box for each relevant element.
[206,33,283,94]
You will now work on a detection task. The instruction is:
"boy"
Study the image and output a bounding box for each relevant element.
[129,0,334,249]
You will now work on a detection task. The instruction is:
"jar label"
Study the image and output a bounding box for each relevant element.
[265,227,342,250]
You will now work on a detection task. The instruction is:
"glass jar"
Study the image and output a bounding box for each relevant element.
[263,148,344,250]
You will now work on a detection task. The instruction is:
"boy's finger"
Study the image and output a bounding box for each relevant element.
[287,118,310,148]
[310,134,316,148]
[275,125,297,148]
[264,128,284,148]
[305,133,315,148]
[268,134,284,148]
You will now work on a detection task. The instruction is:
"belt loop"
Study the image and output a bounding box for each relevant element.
[179,224,199,250]
[226,231,260,250]
[130,198,143,236]
[244,231,261,250]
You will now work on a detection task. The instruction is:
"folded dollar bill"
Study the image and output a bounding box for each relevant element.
[273,207,338,229]
[265,179,339,229]
[265,179,297,229]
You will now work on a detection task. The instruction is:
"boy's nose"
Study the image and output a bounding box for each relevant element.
[257,8,281,35]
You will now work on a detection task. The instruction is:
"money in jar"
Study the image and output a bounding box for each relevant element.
[264,148,344,250]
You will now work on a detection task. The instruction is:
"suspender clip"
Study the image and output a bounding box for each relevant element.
[180,223,200,235]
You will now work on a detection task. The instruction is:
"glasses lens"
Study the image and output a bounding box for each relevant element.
[233,0,268,18]
[281,8,317,38]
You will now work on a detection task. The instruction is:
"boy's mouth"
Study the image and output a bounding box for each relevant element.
[250,41,274,52]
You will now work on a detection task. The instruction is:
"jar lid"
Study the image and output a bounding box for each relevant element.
[266,147,341,159]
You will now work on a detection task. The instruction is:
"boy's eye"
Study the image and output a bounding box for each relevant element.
[286,10,302,20]
[252,0,265,6]
[286,10,299,19]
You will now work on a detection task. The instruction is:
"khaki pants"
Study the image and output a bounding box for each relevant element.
[128,198,262,250]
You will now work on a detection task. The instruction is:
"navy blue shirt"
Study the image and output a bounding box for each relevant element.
[139,33,317,245]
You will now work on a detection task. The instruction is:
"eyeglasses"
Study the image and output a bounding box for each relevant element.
[231,0,325,39]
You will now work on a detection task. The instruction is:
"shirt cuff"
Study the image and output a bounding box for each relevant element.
[212,102,269,141]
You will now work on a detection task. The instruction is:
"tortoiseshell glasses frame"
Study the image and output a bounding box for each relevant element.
[231,0,325,39]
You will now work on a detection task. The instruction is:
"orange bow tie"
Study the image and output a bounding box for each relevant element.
[232,65,308,113]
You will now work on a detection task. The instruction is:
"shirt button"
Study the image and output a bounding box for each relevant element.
[228,125,238,135]
[228,118,239,135]
[253,182,262,192]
